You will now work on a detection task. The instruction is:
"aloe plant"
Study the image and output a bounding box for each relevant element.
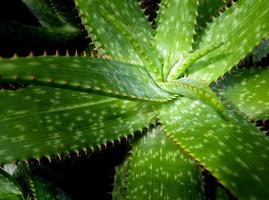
[0,0,269,199]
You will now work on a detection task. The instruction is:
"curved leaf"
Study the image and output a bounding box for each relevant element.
[194,0,229,47]
[155,0,198,80]
[213,67,269,120]
[0,20,81,47]
[22,0,67,27]
[252,37,269,63]
[0,86,157,164]
[0,56,174,102]
[112,157,129,200]
[0,169,25,200]
[22,0,80,29]
[187,0,269,84]
[29,176,71,200]
[160,98,269,199]
[74,0,161,79]
[159,78,229,121]
[196,0,226,30]
[120,127,204,200]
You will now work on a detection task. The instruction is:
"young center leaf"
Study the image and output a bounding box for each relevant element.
[155,0,198,80]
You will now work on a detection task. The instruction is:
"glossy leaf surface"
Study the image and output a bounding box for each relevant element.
[155,0,198,80]
[214,67,269,120]
[74,0,161,79]
[115,127,204,200]
[160,98,269,199]
[0,170,24,200]
[187,0,269,84]
[0,86,157,163]
[0,56,173,102]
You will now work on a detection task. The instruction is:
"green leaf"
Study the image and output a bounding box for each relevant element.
[252,37,269,63]
[187,0,269,84]
[123,127,204,200]
[160,98,269,199]
[213,67,269,120]
[28,176,71,200]
[22,0,80,29]
[0,56,173,102]
[0,169,25,200]
[74,0,161,79]
[216,186,231,200]
[112,157,129,200]
[0,20,81,47]
[155,0,198,80]
[22,0,68,27]
[159,78,229,121]
[0,86,157,164]
[196,0,226,32]
[167,41,223,80]
[194,0,229,47]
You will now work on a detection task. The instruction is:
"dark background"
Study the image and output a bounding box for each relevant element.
[0,1,268,199]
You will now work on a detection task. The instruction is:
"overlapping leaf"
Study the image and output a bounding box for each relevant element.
[155,0,198,80]
[28,176,71,200]
[22,0,80,29]
[159,78,228,120]
[113,127,204,200]
[160,98,269,199]
[187,0,269,84]
[22,0,68,27]
[0,86,157,163]
[112,156,129,200]
[74,0,161,79]
[1,0,81,49]
[0,21,81,47]
[194,0,229,47]
[0,56,173,101]
[213,67,269,120]
[0,169,25,200]
[252,37,269,63]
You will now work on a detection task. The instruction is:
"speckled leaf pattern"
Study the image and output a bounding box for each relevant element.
[167,41,223,80]
[159,78,228,121]
[194,0,227,47]
[74,0,161,79]
[160,98,269,199]
[213,67,269,120]
[0,0,269,199]
[187,0,269,84]
[112,158,129,200]
[124,127,204,200]
[0,170,24,200]
[0,56,173,102]
[0,86,157,163]
[196,0,226,32]
[155,0,198,80]
[252,37,269,63]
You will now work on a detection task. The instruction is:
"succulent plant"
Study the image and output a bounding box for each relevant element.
[0,0,269,199]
